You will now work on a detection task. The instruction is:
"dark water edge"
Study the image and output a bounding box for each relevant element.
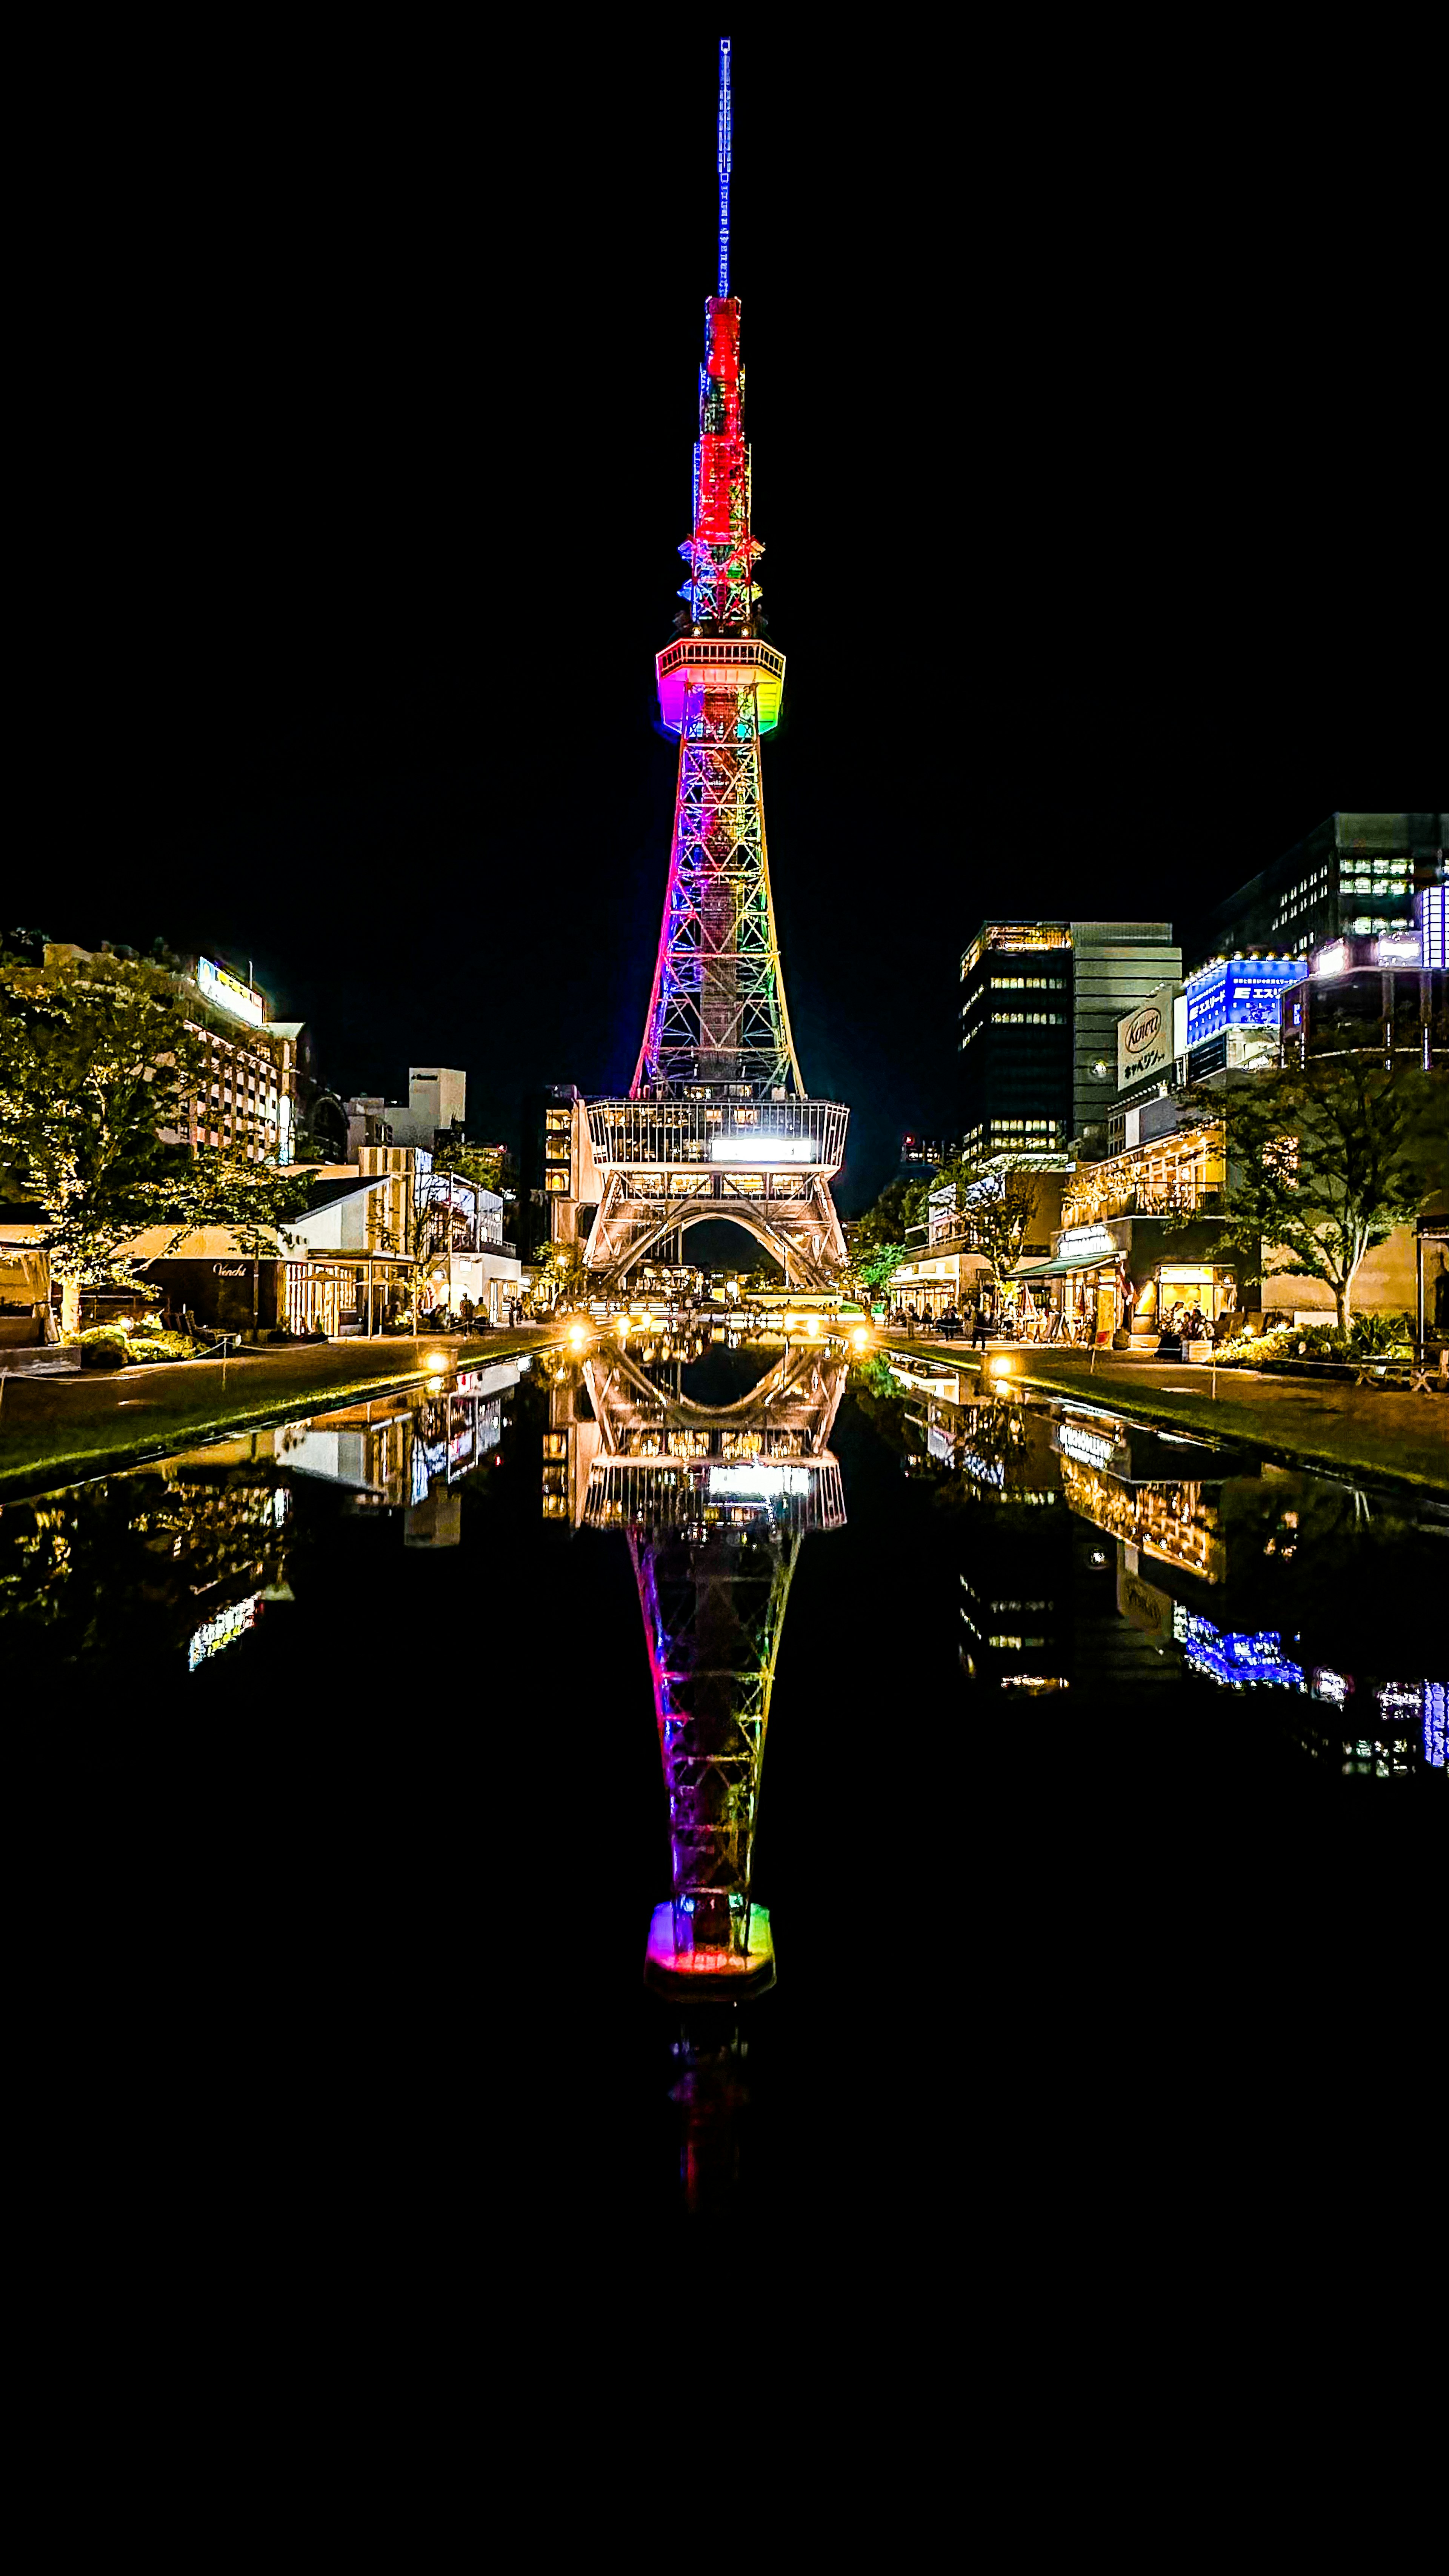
[8,1354,1443,2287]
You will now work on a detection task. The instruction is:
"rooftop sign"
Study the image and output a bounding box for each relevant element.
[198,956,265,1028]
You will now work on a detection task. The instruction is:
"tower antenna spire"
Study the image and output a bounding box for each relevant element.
[717,37,732,298]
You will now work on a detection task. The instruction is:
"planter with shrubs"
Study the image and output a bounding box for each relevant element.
[1210,1314,1416,1378]
[75,1320,200,1369]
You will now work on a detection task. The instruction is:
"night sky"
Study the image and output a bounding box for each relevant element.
[35,28,1434,1210]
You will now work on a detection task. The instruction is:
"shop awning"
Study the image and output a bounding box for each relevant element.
[1032,1248,1123,1277]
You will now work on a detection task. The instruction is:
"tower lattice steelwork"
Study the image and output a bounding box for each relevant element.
[583,39,848,1292]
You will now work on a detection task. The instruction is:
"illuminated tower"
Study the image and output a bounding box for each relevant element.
[583,39,848,1290]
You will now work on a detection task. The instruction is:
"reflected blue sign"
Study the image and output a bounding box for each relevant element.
[1180,1611,1304,1689]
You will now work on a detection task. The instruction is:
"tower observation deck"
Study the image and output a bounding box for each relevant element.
[583,38,848,1291]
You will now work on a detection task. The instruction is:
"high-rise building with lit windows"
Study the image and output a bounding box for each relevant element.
[958,922,1073,1158]
[1195,813,1446,961]
[958,920,1180,1158]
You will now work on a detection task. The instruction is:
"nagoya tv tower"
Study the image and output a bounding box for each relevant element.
[583,38,849,1289]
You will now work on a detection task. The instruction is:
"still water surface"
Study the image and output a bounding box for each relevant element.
[9,1332,1444,2245]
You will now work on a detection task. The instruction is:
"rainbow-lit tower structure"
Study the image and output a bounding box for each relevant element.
[583,38,848,1291]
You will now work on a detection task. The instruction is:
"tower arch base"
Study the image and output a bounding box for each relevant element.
[583,1175,846,1293]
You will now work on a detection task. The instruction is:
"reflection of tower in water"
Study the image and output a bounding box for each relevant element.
[582,1330,847,1992]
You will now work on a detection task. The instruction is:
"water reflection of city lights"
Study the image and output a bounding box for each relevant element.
[188,1592,261,1672]
[1176,1606,1304,1690]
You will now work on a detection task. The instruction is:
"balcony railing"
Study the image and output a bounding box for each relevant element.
[588,1096,848,1174]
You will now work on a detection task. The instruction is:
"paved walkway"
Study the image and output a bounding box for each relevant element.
[884,1336,1449,1494]
[0,1329,560,1495]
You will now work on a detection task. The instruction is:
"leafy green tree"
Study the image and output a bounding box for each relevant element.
[0,951,311,1334]
[1193,1061,1449,1334]
[433,1141,505,1196]
[846,1239,911,1300]
[530,1238,586,1306]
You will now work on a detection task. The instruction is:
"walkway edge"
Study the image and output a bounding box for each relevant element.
[880,1341,1449,1499]
[0,1335,557,1501]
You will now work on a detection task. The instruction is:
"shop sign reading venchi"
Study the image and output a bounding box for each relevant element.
[1117,981,1179,1092]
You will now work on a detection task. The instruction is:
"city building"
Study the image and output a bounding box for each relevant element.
[958,922,1073,1158]
[891,1168,1064,1321]
[1107,951,1313,1153]
[45,944,299,1166]
[520,1084,604,1260]
[958,920,1180,1160]
[1280,930,1444,1074]
[0,1219,52,1348]
[1030,1120,1246,1345]
[120,1144,521,1337]
[1195,812,1445,960]
[345,1067,469,1158]
[898,1131,955,1175]
[1069,923,1182,1152]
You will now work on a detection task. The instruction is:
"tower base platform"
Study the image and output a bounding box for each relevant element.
[644,1901,776,1999]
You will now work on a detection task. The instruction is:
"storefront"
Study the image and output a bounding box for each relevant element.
[1025,1223,1129,1344]
[1132,1262,1241,1336]
[0,1224,52,1347]
[1024,1217,1246,1346]
[889,1246,993,1320]
[285,1253,416,1336]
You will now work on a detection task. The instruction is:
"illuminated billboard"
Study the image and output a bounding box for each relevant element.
[710,1133,813,1162]
[198,957,265,1028]
[708,1464,809,1497]
[1184,956,1303,1047]
[1116,980,1180,1092]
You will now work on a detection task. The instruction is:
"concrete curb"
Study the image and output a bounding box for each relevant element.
[0,1333,561,1501]
[878,1340,1449,1499]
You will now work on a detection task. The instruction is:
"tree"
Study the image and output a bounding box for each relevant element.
[0,951,312,1333]
[929,1155,1043,1282]
[531,1238,586,1306]
[1194,1061,1449,1335]
[850,1176,929,1253]
[433,1141,505,1197]
[844,1239,911,1301]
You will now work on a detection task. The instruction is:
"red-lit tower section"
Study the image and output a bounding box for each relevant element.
[582,38,848,1290]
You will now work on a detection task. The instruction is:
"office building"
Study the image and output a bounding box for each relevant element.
[1195,813,1445,961]
[1070,923,1181,1147]
[45,944,298,1165]
[519,1084,605,1260]
[958,920,1181,1160]
[1418,882,1447,970]
[957,923,1074,1158]
[1280,930,1445,1074]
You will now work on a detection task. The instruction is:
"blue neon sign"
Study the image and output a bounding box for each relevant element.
[1185,957,1304,1047]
